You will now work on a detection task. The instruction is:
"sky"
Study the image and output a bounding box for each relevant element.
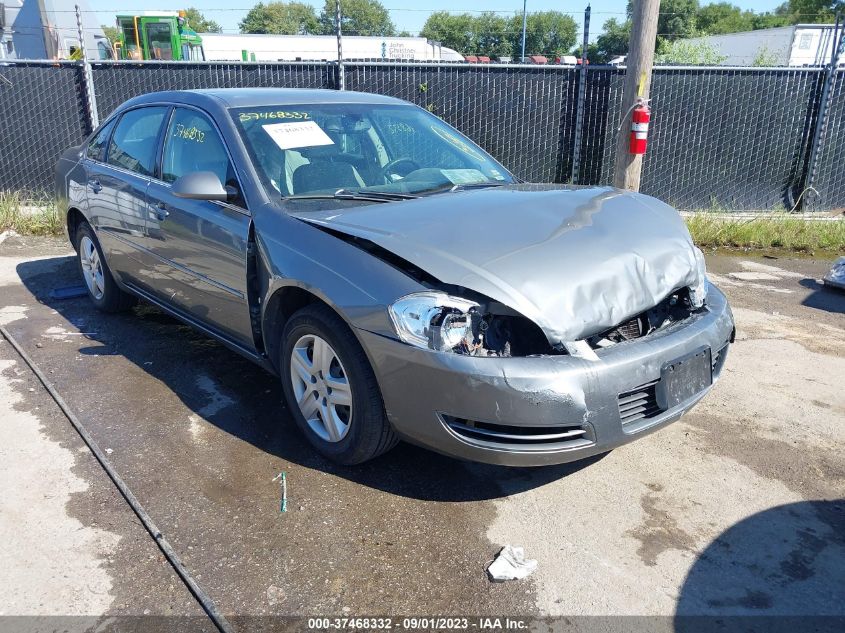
[88,0,786,41]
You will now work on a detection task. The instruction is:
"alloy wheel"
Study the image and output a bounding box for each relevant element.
[79,235,105,301]
[289,333,353,442]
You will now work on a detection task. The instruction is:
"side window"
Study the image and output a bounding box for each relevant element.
[107,107,168,176]
[86,118,116,162]
[161,107,242,205]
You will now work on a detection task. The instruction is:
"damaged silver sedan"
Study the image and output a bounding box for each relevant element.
[56,88,734,466]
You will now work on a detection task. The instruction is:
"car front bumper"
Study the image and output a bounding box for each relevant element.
[357,284,735,466]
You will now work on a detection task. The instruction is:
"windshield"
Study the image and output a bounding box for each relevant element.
[231,103,513,200]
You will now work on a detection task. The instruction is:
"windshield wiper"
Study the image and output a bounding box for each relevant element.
[287,188,418,203]
[420,181,509,196]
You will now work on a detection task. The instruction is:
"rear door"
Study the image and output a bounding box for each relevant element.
[144,105,254,347]
[84,106,168,285]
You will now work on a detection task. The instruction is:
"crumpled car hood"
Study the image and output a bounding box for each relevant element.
[291,184,702,344]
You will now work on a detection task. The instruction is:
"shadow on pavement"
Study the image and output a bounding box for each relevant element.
[674,500,845,632]
[799,278,845,314]
[16,256,601,503]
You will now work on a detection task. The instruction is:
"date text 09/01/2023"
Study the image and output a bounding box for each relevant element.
[306,616,529,630]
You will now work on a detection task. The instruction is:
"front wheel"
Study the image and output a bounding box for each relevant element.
[280,303,397,465]
[75,223,136,312]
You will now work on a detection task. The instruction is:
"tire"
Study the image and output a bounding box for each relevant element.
[280,303,397,465]
[75,222,137,312]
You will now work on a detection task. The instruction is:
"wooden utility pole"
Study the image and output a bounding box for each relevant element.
[613,0,660,190]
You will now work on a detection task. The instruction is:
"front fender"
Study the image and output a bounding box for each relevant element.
[254,205,423,343]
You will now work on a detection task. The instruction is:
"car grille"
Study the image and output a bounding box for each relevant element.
[615,315,647,340]
[442,415,594,448]
[712,343,729,377]
[617,380,662,425]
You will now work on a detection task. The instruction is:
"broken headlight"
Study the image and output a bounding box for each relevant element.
[389,292,479,352]
[689,246,708,309]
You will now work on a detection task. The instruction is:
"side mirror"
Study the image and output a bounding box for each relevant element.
[171,171,229,202]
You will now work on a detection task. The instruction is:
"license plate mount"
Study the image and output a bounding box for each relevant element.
[656,346,712,411]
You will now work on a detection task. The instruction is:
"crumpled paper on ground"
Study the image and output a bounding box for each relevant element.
[823,257,845,290]
[486,545,538,581]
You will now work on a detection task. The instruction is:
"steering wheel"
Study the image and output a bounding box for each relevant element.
[381,157,420,182]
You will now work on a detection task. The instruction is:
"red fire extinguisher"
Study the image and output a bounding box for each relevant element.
[629,99,651,155]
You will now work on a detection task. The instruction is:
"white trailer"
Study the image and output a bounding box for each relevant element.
[199,33,463,63]
[686,24,843,67]
[0,0,112,60]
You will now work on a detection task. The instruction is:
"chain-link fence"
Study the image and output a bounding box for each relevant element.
[344,62,579,184]
[805,69,845,212]
[1,59,843,212]
[0,61,90,193]
[642,68,824,211]
[90,60,333,119]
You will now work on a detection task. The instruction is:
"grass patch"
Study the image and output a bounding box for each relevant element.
[2,191,843,253]
[0,191,63,237]
[686,213,845,253]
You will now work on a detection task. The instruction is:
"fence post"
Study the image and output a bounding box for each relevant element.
[802,15,844,209]
[75,4,99,129]
[570,5,590,184]
[335,0,345,90]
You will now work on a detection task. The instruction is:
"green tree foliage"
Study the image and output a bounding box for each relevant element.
[658,0,700,40]
[183,7,222,33]
[655,38,728,64]
[420,12,476,53]
[474,11,512,58]
[592,17,631,61]
[775,0,844,24]
[101,25,120,44]
[508,11,578,58]
[239,2,318,34]
[421,10,575,58]
[318,0,395,36]
[696,2,756,34]
[752,44,781,65]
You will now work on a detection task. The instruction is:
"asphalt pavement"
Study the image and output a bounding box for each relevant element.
[0,234,842,629]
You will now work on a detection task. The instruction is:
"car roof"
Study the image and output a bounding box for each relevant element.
[122,88,406,110]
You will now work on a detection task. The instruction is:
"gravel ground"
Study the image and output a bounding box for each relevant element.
[0,235,842,629]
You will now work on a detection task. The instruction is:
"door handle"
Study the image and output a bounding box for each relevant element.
[89,179,102,194]
[151,201,169,221]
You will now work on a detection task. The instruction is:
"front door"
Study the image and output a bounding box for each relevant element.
[144,106,254,347]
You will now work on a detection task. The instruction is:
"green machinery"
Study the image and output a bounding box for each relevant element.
[114,11,203,61]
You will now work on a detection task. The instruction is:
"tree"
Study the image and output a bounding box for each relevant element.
[592,17,631,61]
[239,2,319,34]
[420,12,476,54]
[658,0,701,41]
[183,7,222,33]
[776,0,844,24]
[474,11,511,58]
[507,11,577,58]
[696,2,756,34]
[101,25,120,44]
[318,0,395,36]
[655,38,727,64]
[752,44,780,65]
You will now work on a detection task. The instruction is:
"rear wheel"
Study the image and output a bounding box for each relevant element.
[280,303,397,464]
[75,223,136,312]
